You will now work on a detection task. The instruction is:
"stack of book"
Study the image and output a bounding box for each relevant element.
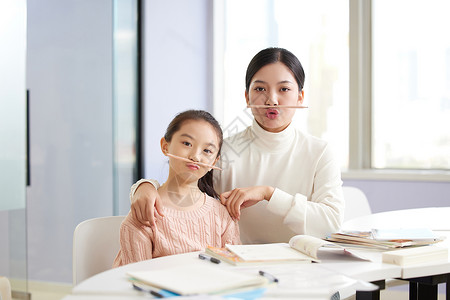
[325,228,444,250]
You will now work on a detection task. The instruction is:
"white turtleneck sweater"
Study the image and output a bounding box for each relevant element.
[214,120,344,243]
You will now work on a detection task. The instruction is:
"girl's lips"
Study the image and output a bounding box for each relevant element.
[186,163,200,170]
[265,108,279,120]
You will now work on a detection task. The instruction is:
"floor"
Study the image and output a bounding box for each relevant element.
[11,280,72,300]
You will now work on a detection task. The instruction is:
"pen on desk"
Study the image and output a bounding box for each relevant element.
[259,270,279,283]
[132,283,165,298]
[198,253,221,264]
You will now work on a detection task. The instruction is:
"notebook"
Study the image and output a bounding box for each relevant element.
[127,263,268,296]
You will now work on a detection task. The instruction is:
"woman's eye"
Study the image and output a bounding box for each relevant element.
[281,87,290,92]
[182,141,191,147]
[204,149,213,154]
[255,87,265,92]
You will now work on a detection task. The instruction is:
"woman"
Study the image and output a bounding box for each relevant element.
[131,47,344,244]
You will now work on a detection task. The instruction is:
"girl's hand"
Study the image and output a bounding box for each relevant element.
[220,186,274,220]
[131,182,164,227]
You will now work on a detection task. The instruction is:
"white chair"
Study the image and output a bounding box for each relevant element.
[72,215,125,285]
[0,276,11,300]
[342,186,372,222]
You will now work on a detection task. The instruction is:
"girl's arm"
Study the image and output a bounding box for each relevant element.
[113,215,154,267]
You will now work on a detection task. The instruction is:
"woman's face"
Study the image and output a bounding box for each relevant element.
[161,120,220,183]
[246,62,304,133]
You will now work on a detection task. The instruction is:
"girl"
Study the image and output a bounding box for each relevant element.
[113,110,240,267]
[129,47,344,244]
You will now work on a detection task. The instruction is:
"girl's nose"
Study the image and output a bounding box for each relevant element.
[189,151,200,162]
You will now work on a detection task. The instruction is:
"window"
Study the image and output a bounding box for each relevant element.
[215,0,349,169]
[372,0,450,170]
[215,0,450,178]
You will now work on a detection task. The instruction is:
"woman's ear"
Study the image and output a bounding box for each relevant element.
[160,137,169,155]
[298,90,305,105]
[245,90,250,106]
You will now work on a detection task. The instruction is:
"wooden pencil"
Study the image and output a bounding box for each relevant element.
[166,153,222,171]
[247,105,308,109]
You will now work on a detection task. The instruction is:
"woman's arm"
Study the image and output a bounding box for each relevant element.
[129,179,164,227]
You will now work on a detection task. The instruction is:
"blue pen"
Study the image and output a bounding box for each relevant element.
[259,270,279,283]
[133,283,165,298]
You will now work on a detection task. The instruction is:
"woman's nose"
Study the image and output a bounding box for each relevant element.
[265,91,279,105]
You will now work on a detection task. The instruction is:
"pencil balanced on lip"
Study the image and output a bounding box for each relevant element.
[247,105,308,109]
[166,153,222,171]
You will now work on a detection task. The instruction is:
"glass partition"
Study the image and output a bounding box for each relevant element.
[0,0,28,297]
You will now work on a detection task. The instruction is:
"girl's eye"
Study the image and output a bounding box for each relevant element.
[182,141,191,147]
[281,87,290,92]
[204,149,213,154]
[255,87,265,92]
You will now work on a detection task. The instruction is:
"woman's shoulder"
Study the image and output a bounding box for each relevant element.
[295,127,328,149]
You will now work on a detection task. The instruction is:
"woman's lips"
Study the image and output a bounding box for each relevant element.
[265,108,279,120]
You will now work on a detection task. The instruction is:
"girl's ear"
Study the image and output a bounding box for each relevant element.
[160,137,169,155]
[209,155,220,172]
[245,90,250,106]
[298,90,305,105]
[214,154,220,165]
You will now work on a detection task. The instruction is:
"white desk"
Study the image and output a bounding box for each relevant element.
[69,207,450,300]
[70,249,399,299]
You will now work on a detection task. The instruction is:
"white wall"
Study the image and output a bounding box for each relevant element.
[344,179,450,213]
[142,0,213,182]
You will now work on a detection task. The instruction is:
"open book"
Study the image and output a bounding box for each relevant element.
[206,235,363,265]
[127,263,269,296]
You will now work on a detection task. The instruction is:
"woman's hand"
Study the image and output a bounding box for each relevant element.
[131,182,164,227]
[220,186,274,220]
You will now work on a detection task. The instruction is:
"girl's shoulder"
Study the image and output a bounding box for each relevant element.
[204,195,231,216]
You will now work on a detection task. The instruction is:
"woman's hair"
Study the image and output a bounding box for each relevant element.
[164,110,223,199]
[245,47,305,92]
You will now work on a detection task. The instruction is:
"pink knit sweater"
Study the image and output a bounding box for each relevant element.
[113,195,240,267]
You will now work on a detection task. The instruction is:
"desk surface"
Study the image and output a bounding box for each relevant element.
[70,207,450,299]
[342,207,450,232]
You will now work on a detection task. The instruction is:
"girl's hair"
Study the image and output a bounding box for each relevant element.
[245,47,305,92]
[164,110,223,199]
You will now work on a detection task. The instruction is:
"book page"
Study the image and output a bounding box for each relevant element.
[225,243,314,262]
[290,235,374,262]
[289,235,332,260]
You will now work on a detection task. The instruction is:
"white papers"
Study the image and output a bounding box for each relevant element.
[372,228,441,241]
[127,263,268,296]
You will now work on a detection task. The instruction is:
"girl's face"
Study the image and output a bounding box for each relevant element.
[246,62,304,133]
[161,120,220,183]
